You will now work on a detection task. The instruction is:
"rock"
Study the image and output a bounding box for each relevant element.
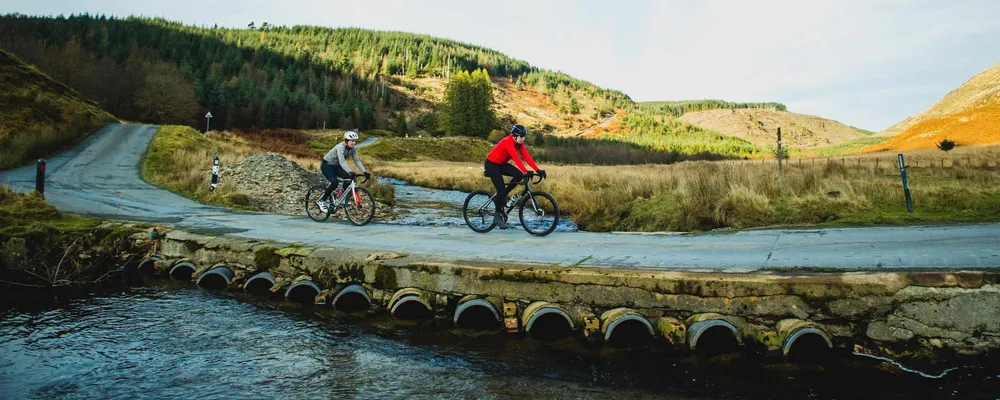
[895,289,1000,334]
[866,320,914,342]
[222,153,397,221]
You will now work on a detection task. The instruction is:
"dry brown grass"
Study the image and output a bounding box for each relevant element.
[374,148,1000,232]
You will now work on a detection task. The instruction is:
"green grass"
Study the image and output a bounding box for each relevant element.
[810,136,891,157]
[600,110,765,158]
[142,125,256,210]
[0,186,97,243]
[0,49,117,170]
[363,137,492,162]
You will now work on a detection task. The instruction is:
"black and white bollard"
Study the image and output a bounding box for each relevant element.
[210,156,220,192]
[35,158,46,198]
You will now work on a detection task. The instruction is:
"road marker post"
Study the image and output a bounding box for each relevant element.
[35,158,46,198]
[898,154,913,213]
[210,156,220,192]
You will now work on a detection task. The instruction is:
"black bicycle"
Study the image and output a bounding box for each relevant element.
[462,174,559,236]
[305,174,375,226]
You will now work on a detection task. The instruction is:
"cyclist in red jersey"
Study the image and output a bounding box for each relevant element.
[484,124,546,229]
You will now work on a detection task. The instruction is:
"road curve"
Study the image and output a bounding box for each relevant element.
[2,124,999,271]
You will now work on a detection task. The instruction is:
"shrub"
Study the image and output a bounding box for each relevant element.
[937,138,956,153]
[715,185,775,228]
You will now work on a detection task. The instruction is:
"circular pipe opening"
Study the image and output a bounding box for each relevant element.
[244,272,275,297]
[784,328,834,363]
[332,284,371,312]
[526,308,574,341]
[390,296,433,320]
[693,325,740,357]
[169,261,197,281]
[454,299,501,330]
[605,316,655,347]
[196,267,234,290]
[138,256,162,275]
[285,280,321,304]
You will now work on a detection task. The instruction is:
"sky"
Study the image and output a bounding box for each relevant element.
[3,0,999,131]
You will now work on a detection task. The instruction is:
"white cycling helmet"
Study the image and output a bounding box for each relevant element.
[344,131,359,141]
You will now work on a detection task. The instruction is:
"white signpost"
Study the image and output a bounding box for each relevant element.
[205,111,213,133]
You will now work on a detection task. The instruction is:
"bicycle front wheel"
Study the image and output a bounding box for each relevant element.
[345,187,376,226]
[462,190,496,233]
[305,184,331,222]
[519,191,559,237]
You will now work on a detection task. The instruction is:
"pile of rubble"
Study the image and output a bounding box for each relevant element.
[222,153,327,215]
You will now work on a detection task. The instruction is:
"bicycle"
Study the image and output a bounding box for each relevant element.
[305,174,376,226]
[462,173,559,236]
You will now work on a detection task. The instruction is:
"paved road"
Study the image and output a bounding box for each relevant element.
[3,124,999,271]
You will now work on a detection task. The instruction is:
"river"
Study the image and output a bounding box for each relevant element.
[1,283,997,399]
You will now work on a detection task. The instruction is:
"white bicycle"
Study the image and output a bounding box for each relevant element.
[305,174,375,226]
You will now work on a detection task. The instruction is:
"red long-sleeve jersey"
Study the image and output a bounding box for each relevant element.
[486,135,539,173]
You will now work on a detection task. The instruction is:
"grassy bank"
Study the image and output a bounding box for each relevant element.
[374,150,1000,232]
[0,49,117,170]
[1,187,146,308]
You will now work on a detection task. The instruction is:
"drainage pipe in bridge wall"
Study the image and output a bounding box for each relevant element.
[522,301,575,341]
[243,272,276,297]
[285,279,322,304]
[169,259,197,281]
[600,308,655,347]
[196,265,234,290]
[686,313,743,355]
[777,319,833,361]
[453,296,502,330]
[388,288,434,320]
[138,255,163,275]
[331,284,372,312]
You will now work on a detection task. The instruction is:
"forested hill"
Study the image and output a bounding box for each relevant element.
[0,14,631,131]
[640,100,787,117]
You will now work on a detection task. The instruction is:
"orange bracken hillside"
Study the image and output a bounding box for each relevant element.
[866,61,1000,152]
[864,105,1000,152]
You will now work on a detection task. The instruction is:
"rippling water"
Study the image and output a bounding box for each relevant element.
[383,177,579,232]
[1,284,997,399]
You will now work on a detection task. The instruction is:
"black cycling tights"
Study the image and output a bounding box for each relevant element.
[320,161,351,201]
[484,160,524,214]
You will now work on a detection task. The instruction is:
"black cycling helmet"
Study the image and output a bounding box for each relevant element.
[510,124,527,137]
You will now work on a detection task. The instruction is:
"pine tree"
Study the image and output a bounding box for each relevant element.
[438,69,496,138]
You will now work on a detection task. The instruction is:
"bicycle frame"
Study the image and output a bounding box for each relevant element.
[476,175,544,217]
[331,176,367,208]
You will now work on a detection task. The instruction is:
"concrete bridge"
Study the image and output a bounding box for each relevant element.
[137,228,999,363]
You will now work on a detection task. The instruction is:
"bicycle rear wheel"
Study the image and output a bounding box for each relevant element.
[305,184,331,222]
[462,190,496,233]
[345,187,376,226]
[519,191,559,237]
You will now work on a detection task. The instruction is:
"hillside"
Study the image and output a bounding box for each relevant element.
[0,49,116,170]
[676,108,868,148]
[0,14,629,135]
[865,62,1000,152]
